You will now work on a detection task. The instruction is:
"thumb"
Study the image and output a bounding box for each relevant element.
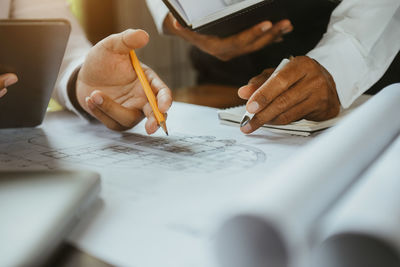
[101,29,150,54]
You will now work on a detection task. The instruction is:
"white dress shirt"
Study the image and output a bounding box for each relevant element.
[0,0,92,116]
[146,0,400,108]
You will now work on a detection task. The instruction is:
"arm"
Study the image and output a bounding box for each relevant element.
[238,0,400,134]
[307,0,400,108]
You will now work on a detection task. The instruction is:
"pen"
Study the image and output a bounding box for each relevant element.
[129,50,169,136]
[240,58,291,128]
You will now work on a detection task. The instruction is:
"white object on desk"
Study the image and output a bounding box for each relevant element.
[0,102,311,267]
[220,94,371,136]
[0,170,100,267]
[215,83,400,267]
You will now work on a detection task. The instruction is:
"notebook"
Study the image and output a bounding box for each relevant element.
[217,94,371,136]
[162,0,286,37]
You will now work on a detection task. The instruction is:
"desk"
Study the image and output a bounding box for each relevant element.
[173,84,246,109]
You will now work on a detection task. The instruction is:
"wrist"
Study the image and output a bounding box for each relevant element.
[67,66,92,120]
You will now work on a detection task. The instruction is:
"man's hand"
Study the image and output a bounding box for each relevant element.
[164,13,293,61]
[76,29,172,134]
[238,56,341,134]
[0,73,18,98]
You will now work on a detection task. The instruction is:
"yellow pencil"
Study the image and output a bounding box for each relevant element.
[129,50,168,136]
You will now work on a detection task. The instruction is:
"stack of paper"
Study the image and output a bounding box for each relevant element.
[218,95,370,136]
[216,84,400,267]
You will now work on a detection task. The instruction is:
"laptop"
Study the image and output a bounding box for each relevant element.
[0,170,101,267]
[0,19,71,128]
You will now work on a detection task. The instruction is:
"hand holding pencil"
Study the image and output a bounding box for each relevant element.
[75,29,173,134]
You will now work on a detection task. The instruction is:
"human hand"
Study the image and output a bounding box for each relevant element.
[76,29,172,134]
[238,56,341,134]
[0,73,18,98]
[163,13,293,61]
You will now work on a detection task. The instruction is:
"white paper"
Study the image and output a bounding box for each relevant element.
[215,84,400,267]
[313,134,400,267]
[0,102,311,267]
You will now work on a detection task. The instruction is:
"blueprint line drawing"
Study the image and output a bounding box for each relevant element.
[0,128,266,173]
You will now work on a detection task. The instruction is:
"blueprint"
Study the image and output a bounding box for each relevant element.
[0,102,311,267]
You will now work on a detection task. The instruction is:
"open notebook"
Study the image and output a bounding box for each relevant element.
[218,94,371,136]
[215,84,400,267]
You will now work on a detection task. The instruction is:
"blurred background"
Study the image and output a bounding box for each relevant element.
[68,0,196,90]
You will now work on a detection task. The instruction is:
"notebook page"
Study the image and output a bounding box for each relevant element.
[218,94,371,133]
[177,0,227,22]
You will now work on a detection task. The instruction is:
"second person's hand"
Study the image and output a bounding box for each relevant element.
[76,29,173,134]
[238,56,341,134]
[163,13,293,61]
[0,73,18,98]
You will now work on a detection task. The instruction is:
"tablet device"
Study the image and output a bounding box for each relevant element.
[0,19,71,128]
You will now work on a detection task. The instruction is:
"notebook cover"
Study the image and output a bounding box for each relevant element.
[195,0,287,37]
[162,0,286,38]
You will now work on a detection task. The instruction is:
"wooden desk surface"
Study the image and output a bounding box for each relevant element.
[173,84,246,109]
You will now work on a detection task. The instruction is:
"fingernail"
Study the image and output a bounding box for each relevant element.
[241,123,252,134]
[261,22,272,32]
[91,93,103,105]
[0,88,7,98]
[281,26,292,34]
[247,102,259,113]
[4,75,18,87]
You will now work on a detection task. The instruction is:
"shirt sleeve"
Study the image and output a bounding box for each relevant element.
[307,0,400,108]
[145,0,170,34]
[10,0,93,118]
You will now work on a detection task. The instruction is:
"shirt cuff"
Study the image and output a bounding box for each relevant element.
[307,33,368,109]
[66,65,94,121]
[145,0,170,34]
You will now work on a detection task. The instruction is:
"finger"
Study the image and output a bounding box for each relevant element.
[143,68,173,113]
[89,90,144,128]
[268,99,313,125]
[241,80,311,133]
[172,17,184,30]
[0,73,18,89]
[86,97,128,131]
[238,69,275,99]
[246,57,306,114]
[228,20,273,47]
[0,88,7,98]
[145,116,160,135]
[238,20,292,55]
[143,103,160,134]
[101,29,150,54]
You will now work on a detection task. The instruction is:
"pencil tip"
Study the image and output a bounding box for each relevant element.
[160,121,169,136]
[240,116,250,128]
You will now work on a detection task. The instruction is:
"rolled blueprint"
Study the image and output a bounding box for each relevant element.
[215,83,400,267]
[312,134,400,267]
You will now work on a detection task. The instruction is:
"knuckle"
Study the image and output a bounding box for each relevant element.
[275,94,290,110]
[275,113,291,125]
[273,73,288,88]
